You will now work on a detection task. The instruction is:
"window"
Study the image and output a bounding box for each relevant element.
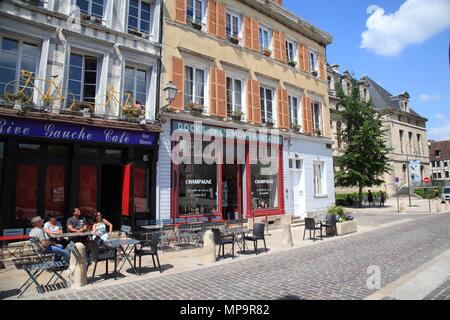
[0,37,39,98]
[186,0,203,23]
[311,101,322,133]
[288,95,300,128]
[251,162,279,210]
[309,48,318,73]
[437,172,442,179]
[226,12,240,37]
[184,65,205,108]
[134,167,149,212]
[128,0,152,34]
[446,171,450,179]
[226,77,243,116]
[45,165,65,218]
[15,164,38,220]
[259,26,271,51]
[313,162,325,196]
[417,134,422,156]
[435,150,442,157]
[68,53,98,105]
[399,130,404,153]
[408,132,413,154]
[285,39,296,63]
[77,0,104,19]
[289,159,302,170]
[259,86,274,124]
[124,66,148,106]
[79,166,97,215]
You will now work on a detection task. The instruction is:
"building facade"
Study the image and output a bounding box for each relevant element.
[0,0,162,229]
[156,0,335,222]
[429,140,450,184]
[328,65,430,196]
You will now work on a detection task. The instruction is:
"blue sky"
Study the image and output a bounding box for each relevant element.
[283,0,450,141]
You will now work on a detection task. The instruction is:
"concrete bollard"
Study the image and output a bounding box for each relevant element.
[281,215,293,247]
[400,202,406,213]
[435,200,442,213]
[68,243,87,289]
[202,230,216,264]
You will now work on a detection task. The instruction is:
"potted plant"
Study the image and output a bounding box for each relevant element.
[311,70,319,77]
[288,60,297,68]
[129,29,143,37]
[265,120,274,127]
[187,102,204,115]
[291,123,301,132]
[231,110,244,121]
[190,19,203,31]
[229,35,240,45]
[69,101,95,113]
[5,92,32,110]
[262,48,272,57]
[122,102,145,118]
[80,13,91,21]
[314,129,322,136]
[328,206,357,236]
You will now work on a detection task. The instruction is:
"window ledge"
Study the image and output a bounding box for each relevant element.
[314,194,329,199]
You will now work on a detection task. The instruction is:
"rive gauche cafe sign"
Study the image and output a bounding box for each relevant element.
[0,116,158,146]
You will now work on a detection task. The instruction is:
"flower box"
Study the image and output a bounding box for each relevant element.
[262,48,272,57]
[311,70,319,77]
[291,124,302,132]
[288,60,297,68]
[187,103,205,114]
[229,35,240,45]
[122,103,145,118]
[336,221,357,236]
[231,111,244,122]
[69,101,95,113]
[190,20,203,31]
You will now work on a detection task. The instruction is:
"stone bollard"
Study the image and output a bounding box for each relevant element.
[202,230,216,264]
[281,215,293,247]
[68,242,87,289]
[435,200,442,213]
[400,202,406,213]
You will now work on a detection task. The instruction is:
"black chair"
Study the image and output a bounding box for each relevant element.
[321,215,338,237]
[303,218,323,241]
[244,223,267,255]
[87,240,117,283]
[212,229,235,260]
[134,232,162,274]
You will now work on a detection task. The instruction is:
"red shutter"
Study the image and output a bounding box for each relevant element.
[302,96,313,134]
[217,3,226,40]
[273,31,281,61]
[171,56,184,111]
[246,79,261,124]
[298,43,305,72]
[210,67,218,115]
[280,32,287,64]
[304,46,310,74]
[244,17,252,50]
[175,0,187,24]
[277,88,289,129]
[251,18,259,51]
[208,0,217,36]
[210,68,227,117]
[319,53,326,80]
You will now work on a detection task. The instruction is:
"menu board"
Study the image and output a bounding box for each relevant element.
[52,186,64,203]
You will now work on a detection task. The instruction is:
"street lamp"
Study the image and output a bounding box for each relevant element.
[164,81,178,107]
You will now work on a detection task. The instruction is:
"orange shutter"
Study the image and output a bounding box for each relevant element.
[304,45,310,73]
[280,32,287,63]
[318,53,326,80]
[208,0,217,36]
[302,96,313,134]
[210,68,227,117]
[246,79,261,124]
[277,88,289,129]
[251,18,259,51]
[298,43,306,72]
[217,3,226,40]
[171,56,184,111]
[244,17,252,50]
[175,0,186,24]
[273,31,281,61]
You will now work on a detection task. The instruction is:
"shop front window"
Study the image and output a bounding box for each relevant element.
[79,166,97,215]
[45,165,65,218]
[178,163,218,216]
[15,164,38,220]
[251,162,279,210]
[134,167,149,212]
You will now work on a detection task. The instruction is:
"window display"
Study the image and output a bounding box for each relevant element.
[251,162,279,210]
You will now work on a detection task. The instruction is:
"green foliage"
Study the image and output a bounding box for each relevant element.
[414,188,441,200]
[328,205,345,217]
[334,78,392,205]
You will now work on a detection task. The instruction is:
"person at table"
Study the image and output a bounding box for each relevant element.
[92,212,113,242]
[29,216,69,262]
[67,208,89,244]
[44,213,69,247]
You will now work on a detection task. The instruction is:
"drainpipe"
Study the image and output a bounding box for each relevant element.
[155,0,164,123]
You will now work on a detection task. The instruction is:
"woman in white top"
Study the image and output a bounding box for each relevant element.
[44,213,69,247]
[92,212,113,242]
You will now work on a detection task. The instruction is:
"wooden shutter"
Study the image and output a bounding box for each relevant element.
[251,18,259,51]
[246,79,261,124]
[175,0,187,24]
[244,17,252,50]
[171,56,184,111]
[210,68,227,117]
[207,1,226,39]
[318,53,326,80]
[208,0,217,36]
[273,31,282,61]
[277,88,289,129]
[280,32,287,63]
[217,2,226,39]
[302,96,312,134]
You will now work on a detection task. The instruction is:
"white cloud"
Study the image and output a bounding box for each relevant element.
[430,114,450,140]
[420,94,442,102]
[361,0,450,56]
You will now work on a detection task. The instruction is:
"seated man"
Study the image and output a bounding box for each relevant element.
[66,208,90,244]
[29,216,69,262]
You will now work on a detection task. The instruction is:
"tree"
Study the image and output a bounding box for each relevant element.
[334,79,391,206]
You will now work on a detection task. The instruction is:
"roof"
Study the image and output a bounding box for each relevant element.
[429,140,450,161]
[362,76,426,120]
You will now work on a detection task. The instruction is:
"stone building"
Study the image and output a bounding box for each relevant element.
[328,65,430,196]
[429,140,450,184]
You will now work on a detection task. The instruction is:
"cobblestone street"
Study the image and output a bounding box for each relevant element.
[38,214,450,300]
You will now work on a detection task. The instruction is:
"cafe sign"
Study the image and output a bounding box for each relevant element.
[0,116,158,146]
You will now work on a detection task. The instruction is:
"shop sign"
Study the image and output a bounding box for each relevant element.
[172,120,282,145]
[0,116,158,146]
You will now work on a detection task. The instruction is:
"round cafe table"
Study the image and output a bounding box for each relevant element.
[109,239,141,275]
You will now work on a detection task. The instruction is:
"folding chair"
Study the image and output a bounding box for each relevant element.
[159,225,176,252]
[117,225,132,240]
[2,229,26,260]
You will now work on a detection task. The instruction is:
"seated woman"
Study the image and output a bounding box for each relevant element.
[29,216,69,262]
[92,212,113,242]
[44,213,69,247]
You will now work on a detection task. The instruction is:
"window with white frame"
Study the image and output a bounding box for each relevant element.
[226,11,240,38]
[285,39,296,63]
[123,66,148,106]
[128,0,152,35]
[68,53,98,105]
[309,48,318,74]
[184,65,205,108]
[0,37,39,98]
[311,101,322,133]
[226,77,243,117]
[289,158,303,171]
[259,86,274,124]
[313,161,325,196]
[186,0,204,23]
[259,25,271,52]
[288,95,301,128]
[77,0,105,19]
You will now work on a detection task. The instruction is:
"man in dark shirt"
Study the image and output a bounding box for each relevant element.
[66,208,89,244]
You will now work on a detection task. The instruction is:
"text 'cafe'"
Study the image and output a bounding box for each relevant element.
[0,113,160,230]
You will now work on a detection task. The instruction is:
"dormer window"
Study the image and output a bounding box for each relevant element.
[435,150,442,157]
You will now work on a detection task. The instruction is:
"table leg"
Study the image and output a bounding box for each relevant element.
[118,246,138,275]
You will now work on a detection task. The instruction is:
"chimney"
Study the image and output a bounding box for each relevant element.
[273,0,283,6]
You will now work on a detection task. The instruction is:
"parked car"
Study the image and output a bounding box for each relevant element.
[442,187,450,202]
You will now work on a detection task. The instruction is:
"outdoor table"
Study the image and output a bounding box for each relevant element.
[109,239,141,275]
[141,225,164,231]
[48,232,94,239]
[223,228,251,252]
[0,235,30,261]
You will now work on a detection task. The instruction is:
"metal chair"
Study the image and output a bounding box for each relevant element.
[117,225,132,239]
[211,229,235,260]
[303,218,323,241]
[87,240,117,283]
[321,215,338,237]
[159,225,176,251]
[134,232,162,275]
[244,223,267,255]
[2,228,26,260]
